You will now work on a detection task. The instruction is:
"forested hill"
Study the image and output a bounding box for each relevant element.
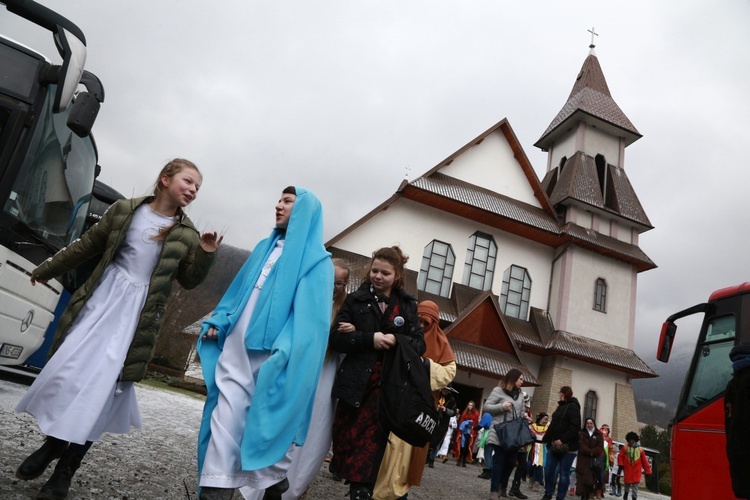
[632,342,694,428]
[153,243,250,370]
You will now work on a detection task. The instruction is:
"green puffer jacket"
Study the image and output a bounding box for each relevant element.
[33,196,216,381]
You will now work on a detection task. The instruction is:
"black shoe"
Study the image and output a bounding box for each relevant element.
[350,486,372,500]
[35,449,83,500]
[478,470,491,479]
[16,437,69,481]
[509,485,528,499]
[540,495,552,500]
[199,487,235,500]
[263,478,289,500]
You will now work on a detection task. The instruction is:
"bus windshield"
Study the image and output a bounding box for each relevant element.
[3,83,95,249]
[683,314,736,411]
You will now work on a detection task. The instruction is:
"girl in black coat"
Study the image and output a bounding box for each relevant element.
[330,246,425,500]
[541,386,582,500]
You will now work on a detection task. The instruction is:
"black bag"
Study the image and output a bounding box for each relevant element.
[493,407,534,450]
[378,333,439,447]
[590,455,604,471]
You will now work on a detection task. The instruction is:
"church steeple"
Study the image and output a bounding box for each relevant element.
[536,36,652,231]
[535,42,641,153]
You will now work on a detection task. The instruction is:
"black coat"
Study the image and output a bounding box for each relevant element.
[330,283,424,407]
[542,397,582,451]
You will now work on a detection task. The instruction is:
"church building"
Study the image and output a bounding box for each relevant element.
[326,43,657,442]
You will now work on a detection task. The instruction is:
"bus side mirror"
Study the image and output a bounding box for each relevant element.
[67,91,100,137]
[657,321,677,362]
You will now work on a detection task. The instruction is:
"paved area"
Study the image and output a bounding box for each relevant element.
[0,376,669,499]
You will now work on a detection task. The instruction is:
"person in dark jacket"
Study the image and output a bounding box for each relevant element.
[15,159,220,500]
[330,246,425,500]
[726,345,750,499]
[575,418,604,500]
[541,386,582,500]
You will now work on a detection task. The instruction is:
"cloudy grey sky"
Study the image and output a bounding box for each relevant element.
[3,0,749,360]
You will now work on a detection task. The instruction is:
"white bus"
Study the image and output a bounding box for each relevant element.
[0,0,109,368]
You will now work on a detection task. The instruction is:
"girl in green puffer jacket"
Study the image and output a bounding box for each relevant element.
[15,158,221,500]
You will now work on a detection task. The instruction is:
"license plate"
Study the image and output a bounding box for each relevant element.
[0,343,23,359]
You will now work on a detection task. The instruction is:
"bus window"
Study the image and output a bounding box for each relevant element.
[3,84,96,249]
[705,314,735,341]
[684,315,735,410]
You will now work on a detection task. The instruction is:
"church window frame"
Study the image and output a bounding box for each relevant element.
[500,265,532,320]
[462,231,496,291]
[594,278,607,313]
[418,240,455,297]
[584,390,598,422]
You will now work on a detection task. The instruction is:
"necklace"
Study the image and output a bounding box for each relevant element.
[141,204,176,243]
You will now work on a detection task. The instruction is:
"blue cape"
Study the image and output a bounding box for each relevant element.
[197,187,333,473]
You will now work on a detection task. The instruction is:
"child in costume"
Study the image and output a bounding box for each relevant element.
[617,432,652,500]
[16,159,220,499]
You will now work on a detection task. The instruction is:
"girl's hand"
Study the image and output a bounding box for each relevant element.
[502,402,512,411]
[30,276,48,286]
[203,327,218,340]
[199,232,223,253]
[373,332,396,350]
[337,322,355,333]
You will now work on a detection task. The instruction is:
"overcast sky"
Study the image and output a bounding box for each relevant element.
[3,0,749,361]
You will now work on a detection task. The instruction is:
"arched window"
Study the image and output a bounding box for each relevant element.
[462,232,497,291]
[584,390,598,421]
[594,278,607,312]
[418,240,455,297]
[500,265,531,319]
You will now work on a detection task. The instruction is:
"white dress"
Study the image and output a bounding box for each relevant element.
[200,240,295,491]
[16,205,174,444]
[438,415,457,456]
[240,353,340,500]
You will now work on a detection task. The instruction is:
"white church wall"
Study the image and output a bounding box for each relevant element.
[564,251,634,347]
[547,136,578,173]
[583,126,621,167]
[334,199,554,316]
[567,357,630,430]
[438,130,540,207]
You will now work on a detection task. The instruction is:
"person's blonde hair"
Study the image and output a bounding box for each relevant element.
[151,158,201,241]
[332,258,351,322]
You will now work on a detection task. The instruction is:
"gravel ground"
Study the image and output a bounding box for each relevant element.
[0,376,669,499]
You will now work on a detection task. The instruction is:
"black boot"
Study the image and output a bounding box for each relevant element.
[16,437,69,480]
[427,458,434,468]
[263,477,289,500]
[509,479,528,499]
[35,448,83,500]
[478,469,491,479]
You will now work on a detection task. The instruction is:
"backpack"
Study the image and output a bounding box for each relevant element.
[378,333,439,447]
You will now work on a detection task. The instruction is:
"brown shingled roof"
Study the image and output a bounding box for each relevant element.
[449,339,540,385]
[535,51,641,150]
[541,152,652,229]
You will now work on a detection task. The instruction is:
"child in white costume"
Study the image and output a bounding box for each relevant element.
[16,159,221,500]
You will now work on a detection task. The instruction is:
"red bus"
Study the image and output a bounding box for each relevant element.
[656,282,750,499]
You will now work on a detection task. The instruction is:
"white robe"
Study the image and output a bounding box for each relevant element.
[16,205,173,444]
[200,241,296,491]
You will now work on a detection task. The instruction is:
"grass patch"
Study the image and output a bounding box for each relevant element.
[139,376,206,401]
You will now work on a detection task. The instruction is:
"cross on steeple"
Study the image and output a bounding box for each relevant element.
[588,27,598,48]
